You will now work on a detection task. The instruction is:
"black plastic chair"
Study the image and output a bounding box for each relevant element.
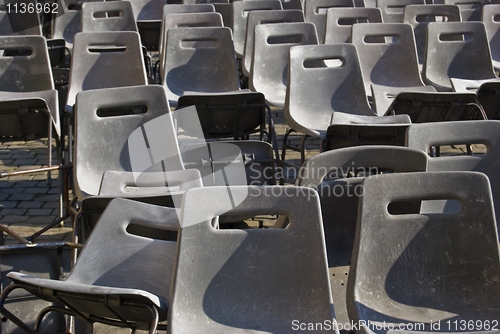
[322,123,410,151]
[169,185,338,334]
[423,21,496,91]
[348,171,500,332]
[1,198,180,333]
[386,91,487,121]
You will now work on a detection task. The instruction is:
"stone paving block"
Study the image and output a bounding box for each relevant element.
[1,208,27,215]
[8,193,35,201]
[0,201,18,208]
[0,215,30,223]
[27,208,53,216]
[42,201,59,209]
[34,194,58,202]
[0,181,14,188]
[18,201,44,209]
[1,187,25,194]
[27,216,57,224]
[24,187,49,194]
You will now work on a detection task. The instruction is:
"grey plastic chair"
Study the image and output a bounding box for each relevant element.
[159,11,223,79]
[407,120,500,231]
[371,84,437,116]
[162,27,240,107]
[377,0,425,22]
[232,0,283,57]
[304,0,354,43]
[283,43,411,162]
[351,23,426,103]
[423,22,496,91]
[74,85,183,200]
[242,9,304,76]
[482,4,500,72]
[1,198,180,333]
[445,0,488,21]
[0,36,63,213]
[51,5,81,51]
[250,22,318,107]
[168,185,338,334]
[348,171,500,333]
[158,4,216,65]
[288,146,427,324]
[81,1,137,32]
[403,4,462,65]
[387,91,486,121]
[66,31,147,112]
[0,0,42,36]
[324,7,382,44]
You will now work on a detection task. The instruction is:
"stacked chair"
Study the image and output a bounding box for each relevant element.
[3,1,500,333]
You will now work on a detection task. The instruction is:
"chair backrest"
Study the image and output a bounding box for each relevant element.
[482,4,500,67]
[158,4,216,61]
[162,27,239,107]
[0,0,42,36]
[169,185,336,333]
[0,36,53,92]
[407,120,500,226]
[52,6,81,49]
[124,0,167,21]
[66,31,147,111]
[351,23,424,93]
[67,198,179,313]
[445,0,488,21]
[285,44,374,138]
[74,85,183,199]
[81,1,137,32]
[403,4,462,64]
[242,9,304,76]
[377,0,425,22]
[159,12,223,78]
[388,91,484,122]
[177,91,266,139]
[322,124,409,151]
[324,7,382,44]
[232,0,283,57]
[304,0,354,43]
[250,22,318,108]
[349,171,500,323]
[423,22,496,91]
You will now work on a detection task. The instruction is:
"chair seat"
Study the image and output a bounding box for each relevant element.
[7,272,168,319]
[371,84,436,116]
[0,90,60,138]
[451,77,500,93]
